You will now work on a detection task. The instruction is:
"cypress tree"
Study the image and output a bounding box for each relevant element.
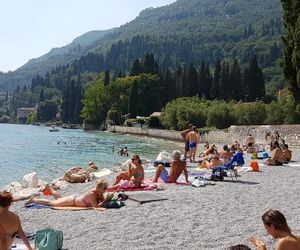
[130,59,141,76]
[210,59,221,100]
[104,70,110,86]
[281,0,300,101]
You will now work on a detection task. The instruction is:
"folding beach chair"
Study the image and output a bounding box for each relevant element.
[212,152,244,181]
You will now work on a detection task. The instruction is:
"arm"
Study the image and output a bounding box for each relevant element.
[250,236,267,250]
[17,216,34,250]
[183,166,189,183]
[96,193,114,208]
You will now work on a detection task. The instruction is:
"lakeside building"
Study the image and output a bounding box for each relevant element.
[17,107,36,123]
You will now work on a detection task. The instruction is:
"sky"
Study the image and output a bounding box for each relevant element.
[0,0,176,73]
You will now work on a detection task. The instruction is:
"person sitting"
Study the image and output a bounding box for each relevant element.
[200,149,220,168]
[110,154,144,190]
[0,191,34,250]
[245,134,255,153]
[201,154,223,169]
[250,209,300,250]
[220,144,233,164]
[264,141,285,166]
[282,144,292,163]
[25,179,112,208]
[152,150,189,183]
[123,147,129,157]
[201,143,218,157]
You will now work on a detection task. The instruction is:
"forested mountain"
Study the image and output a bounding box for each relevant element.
[0,29,114,91]
[0,0,283,93]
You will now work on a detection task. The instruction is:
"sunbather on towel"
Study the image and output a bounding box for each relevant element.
[0,191,34,250]
[110,154,144,190]
[264,141,285,166]
[25,179,113,208]
[152,150,189,183]
[251,209,300,250]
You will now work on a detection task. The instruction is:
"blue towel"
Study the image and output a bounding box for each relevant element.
[25,203,51,209]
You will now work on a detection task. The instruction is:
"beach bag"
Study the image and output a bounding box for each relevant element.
[35,228,63,250]
[102,200,125,209]
[250,160,259,172]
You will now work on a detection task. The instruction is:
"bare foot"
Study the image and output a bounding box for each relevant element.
[25,197,34,205]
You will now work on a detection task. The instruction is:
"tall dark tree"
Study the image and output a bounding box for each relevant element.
[281,0,300,101]
[229,59,243,101]
[104,70,110,86]
[130,59,141,76]
[219,60,230,100]
[243,55,265,101]
[187,63,198,97]
[210,59,221,99]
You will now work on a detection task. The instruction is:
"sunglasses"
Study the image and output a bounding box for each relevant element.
[131,158,136,161]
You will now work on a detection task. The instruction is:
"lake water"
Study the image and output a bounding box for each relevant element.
[0,124,181,188]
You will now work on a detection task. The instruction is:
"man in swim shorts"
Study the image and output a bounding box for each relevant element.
[181,124,193,160]
[186,126,199,163]
[152,150,189,183]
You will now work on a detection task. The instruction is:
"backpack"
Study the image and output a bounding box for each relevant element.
[35,228,63,250]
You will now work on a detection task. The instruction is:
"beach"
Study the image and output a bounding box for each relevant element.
[10,150,300,250]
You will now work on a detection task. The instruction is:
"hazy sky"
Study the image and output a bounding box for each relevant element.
[0,0,176,72]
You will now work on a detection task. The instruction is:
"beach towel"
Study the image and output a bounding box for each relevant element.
[128,193,168,204]
[51,206,106,211]
[25,203,51,209]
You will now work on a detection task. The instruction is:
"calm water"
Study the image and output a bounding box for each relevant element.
[0,124,181,188]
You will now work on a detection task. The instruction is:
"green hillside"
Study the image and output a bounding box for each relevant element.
[0,0,284,92]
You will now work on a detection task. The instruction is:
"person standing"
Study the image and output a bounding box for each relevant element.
[181,124,193,160]
[186,126,200,163]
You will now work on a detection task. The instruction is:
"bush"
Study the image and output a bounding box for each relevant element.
[233,101,266,125]
[0,115,10,123]
[148,116,161,128]
[206,102,235,129]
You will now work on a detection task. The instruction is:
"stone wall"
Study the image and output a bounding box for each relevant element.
[107,125,300,148]
[107,125,182,141]
[203,125,300,149]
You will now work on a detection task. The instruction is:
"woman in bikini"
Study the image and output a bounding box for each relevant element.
[0,191,34,250]
[110,154,144,190]
[251,209,300,250]
[25,179,113,208]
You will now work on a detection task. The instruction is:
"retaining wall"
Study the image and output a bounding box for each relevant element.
[107,125,300,148]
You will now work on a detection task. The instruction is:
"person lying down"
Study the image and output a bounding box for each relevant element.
[25,179,113,208]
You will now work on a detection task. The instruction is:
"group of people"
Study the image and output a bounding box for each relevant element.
[1,128,299,249]
[2,189,299,249]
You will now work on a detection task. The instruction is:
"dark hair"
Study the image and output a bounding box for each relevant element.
[229,245,251,250]
[262,209,291,233]
[132,154,142,165]
[0,191,13,207]
[283,144,288,149]
[273,141,280,148]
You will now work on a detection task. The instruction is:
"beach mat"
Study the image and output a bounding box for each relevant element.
[52,206,106,211]
[25,203,51,209]
[128,193,168,204]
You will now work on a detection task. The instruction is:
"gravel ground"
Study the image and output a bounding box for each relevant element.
[11,150,300,250]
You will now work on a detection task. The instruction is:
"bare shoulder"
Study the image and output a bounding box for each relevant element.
[276,236,300,250]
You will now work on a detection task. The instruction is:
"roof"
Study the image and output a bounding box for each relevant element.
[149,112,161,117]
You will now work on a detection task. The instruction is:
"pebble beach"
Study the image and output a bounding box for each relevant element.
[10,149,300,250]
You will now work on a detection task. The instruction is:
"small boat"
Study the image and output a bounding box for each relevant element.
[49,126,59,132]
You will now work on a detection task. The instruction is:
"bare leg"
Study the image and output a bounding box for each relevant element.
[43,184,62,199]
[152,164,165,182]
[112,172,130,186]
[25,196,74,207]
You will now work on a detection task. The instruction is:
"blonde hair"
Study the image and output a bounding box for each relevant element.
[173,150,181,158]
[96,179,108,190]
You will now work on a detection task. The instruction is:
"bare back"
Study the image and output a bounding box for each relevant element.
[0,211,19,249]
[276,235,300,250]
